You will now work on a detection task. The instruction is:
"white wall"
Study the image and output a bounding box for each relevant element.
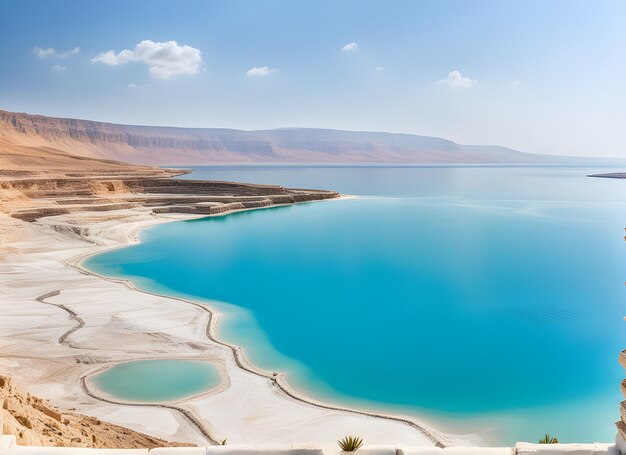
[0,438,620,455]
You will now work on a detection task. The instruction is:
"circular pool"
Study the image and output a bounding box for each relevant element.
[92,359,221,402]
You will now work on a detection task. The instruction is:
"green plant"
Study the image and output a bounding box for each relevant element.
[338,436,364,451]
[220,438,228,446]
[539,434,559,444]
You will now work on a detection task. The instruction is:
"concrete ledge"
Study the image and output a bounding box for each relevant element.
[400,447,512,454]
[329,447,396,455]
[148,449,208,454]
[205,448,323,455]
[0,443,621,455]
[516,442,617,454]
[0,437,16,451]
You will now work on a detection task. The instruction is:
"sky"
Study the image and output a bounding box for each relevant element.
[0,0,625,157]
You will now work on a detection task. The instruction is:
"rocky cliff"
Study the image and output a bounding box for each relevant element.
[0,376,191,448]
[0,109,574,165]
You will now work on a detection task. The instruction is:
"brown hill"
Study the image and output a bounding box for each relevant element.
[0,375,191,448]
[0,109,581,165]
[0,112,183,179]
[0,137,161,176]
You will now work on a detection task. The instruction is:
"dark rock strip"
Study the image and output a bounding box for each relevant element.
[34,290,84,344]
[588,173,626,179]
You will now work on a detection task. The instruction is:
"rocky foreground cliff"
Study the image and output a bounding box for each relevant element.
[0,109,577,165]
[0,376,191,448]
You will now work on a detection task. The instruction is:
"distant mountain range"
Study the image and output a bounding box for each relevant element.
[0,109,601,166]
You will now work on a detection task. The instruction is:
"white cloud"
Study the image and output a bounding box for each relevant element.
[376,66,384,71]
[128,83,137,88]
[246,66,277,77]
[33,47,80,58]
[436,70,476,89]
[512,80,521,87]
[34,48,56,58]
[50,65,66,72]
[341,42,359,52]
[91,40,202,80]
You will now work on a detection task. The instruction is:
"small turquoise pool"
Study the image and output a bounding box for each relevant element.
[92,359,221,402]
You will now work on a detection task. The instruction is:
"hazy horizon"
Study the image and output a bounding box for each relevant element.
[1,0,625,158]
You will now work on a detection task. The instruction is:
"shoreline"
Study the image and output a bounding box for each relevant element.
[0,191,466,449]
[71,198,449,447]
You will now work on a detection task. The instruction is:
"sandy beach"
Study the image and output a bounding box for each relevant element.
[0,195,463,449]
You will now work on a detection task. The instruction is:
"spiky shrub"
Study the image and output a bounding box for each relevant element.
[338,436,364,451]
[539,434,559,444]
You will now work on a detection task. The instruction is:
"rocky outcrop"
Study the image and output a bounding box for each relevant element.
[0,174,339,222]
[0,376,190,448]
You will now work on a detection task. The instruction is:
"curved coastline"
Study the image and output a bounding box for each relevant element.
[34,289,227,445]
[68,198,449,448]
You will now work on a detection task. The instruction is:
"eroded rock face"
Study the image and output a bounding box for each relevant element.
[0,375,191,448]
[0,109,551,165]
[0,174,339,222]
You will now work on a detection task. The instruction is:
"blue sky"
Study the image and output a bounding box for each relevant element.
[1,0,625,157]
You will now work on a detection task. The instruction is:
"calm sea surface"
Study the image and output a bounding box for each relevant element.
[85,165,626,444]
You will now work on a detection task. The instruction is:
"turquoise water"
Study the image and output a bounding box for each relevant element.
[92,360,221,402]
[85,165,626,444]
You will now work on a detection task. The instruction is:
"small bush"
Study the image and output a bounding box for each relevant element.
[221,438,228,445]
[338,436,364,451]
[539,434,559,444]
